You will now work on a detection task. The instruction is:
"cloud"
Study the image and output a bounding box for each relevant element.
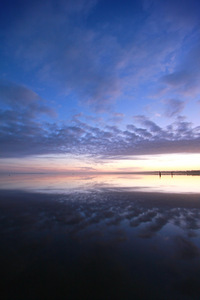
[138,216,168,238]
[133,115,162,134]
[143,0,200,29]
[160,42,200,97]
[108,112,124,123]
[1,1,200,158]
[0,81,200,158]
[174,236,200,259]
[139,0,200,104]
[162,71,190,87]
[3,0,199,113]
[0,81,56,118]
[3,0,125,112]
[164,99,185,117]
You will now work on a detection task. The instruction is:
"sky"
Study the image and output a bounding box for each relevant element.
[0,0,200,173]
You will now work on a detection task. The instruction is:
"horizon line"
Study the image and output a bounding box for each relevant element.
[1,170,200,175]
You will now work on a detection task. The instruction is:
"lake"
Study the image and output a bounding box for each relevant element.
[0,174,200,299]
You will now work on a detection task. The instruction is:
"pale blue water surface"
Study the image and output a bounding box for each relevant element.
[0,174,200,299]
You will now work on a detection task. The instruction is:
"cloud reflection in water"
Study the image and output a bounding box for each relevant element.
[1,190,200,299]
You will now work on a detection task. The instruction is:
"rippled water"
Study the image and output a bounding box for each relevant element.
[0,174,200,299]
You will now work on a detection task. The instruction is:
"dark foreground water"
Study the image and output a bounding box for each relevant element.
[0,175,200,299]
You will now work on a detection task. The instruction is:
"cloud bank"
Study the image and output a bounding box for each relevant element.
[0,81,200,158]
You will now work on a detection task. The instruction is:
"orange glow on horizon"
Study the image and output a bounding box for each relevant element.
[0,153,200,174]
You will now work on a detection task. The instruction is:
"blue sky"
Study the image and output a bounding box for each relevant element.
[0,0,200,172]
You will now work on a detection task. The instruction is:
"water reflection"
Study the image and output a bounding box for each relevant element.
[1,175,200,299]
[0,173,200,193]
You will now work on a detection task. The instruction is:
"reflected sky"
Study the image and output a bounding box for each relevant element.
[0,173,200,194]
[1,189,200,299]
[1,173,200,299]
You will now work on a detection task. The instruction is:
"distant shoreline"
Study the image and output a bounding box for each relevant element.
[0,170,200,176]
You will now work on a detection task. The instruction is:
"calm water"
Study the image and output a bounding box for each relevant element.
[1,173,200,193]
[0,174,200,299]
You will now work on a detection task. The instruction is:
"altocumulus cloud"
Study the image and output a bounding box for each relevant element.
[1,0,200,159]
[0,81,200,158]
[2,0,199,113]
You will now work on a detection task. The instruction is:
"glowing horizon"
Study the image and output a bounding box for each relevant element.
[1,172,200,194]
[0,153,200,174]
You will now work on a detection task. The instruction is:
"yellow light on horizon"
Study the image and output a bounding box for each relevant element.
[0,153,200,173]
